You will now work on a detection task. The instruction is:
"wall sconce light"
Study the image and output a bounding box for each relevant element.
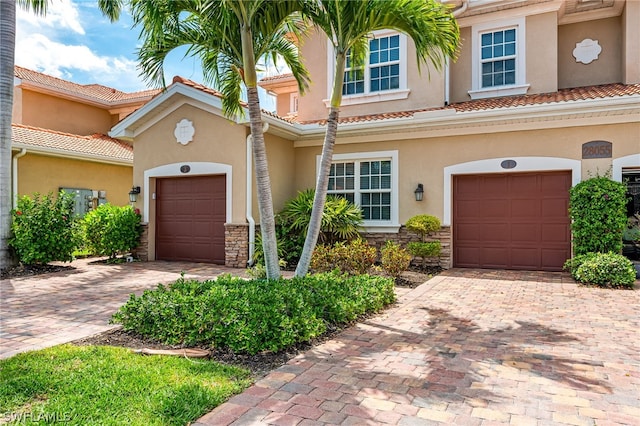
[414,183,424,202]
[129,186,141,203]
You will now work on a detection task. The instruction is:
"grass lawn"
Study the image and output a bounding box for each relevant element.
[0,344,251,425]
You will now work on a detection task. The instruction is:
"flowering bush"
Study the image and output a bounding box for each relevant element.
[567,252,636,288]
[10,191,79,264]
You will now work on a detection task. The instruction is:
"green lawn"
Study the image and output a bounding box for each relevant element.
[0,345,251,425]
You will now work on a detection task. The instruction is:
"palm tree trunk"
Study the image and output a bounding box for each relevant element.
[294,53,346,277]
[0,0,16,270]
[241,21,280,280]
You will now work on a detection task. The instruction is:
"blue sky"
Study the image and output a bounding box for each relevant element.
[15,0,280,107]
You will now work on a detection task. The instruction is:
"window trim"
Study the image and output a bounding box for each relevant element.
[317,150,400,232]
[469,17,529,100]
[324,31,410,107]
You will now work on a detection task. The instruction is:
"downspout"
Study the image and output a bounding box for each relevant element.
[246,122,270,266]
[445,0,469,106]
[12,149,26,209]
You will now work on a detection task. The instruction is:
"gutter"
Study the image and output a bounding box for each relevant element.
[12,149,27,208]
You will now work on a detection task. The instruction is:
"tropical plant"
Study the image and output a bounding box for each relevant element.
[566,252,636,288]
[279,189,363,244]
[82,204,142,260]
[381,240,411,279]
[405,214,442,267]
[569,175,628,255]
[111,0,310,279]
[10,191,78,265]
[294,0,460,277]
[0,0,124,270]
[310,239,377,275]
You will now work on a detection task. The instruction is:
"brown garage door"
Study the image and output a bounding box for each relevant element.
[453,171,571,271]
[156,175,226,264]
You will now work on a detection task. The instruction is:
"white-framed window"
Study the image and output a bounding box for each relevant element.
[325,31,410,107]
[319,150,400,231]
[469,18,529,100]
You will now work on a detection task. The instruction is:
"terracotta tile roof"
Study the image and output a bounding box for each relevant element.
[12,123,133,163]
[300,83,640,125]
[259,73,295,83]
[14,66,159,103]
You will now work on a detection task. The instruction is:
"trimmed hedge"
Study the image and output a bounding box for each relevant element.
[564,252,636,288]
[112,273,395,354]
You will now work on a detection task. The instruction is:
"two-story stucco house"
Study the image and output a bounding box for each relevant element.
[110,0,640,271]
[11,66,158,213]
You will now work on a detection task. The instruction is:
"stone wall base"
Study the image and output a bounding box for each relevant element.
[225,223,249,268]
[132,223,149,261]
[361,225,451,269]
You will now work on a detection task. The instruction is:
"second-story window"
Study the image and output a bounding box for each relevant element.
[469,17,529,100]
[480,28,516,88]
[342,34,401,96]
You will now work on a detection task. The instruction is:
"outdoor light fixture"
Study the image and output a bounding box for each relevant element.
[129,186,141,203]
[414,183,424,202]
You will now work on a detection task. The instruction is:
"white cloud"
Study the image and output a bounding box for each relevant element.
[16,0,85,35]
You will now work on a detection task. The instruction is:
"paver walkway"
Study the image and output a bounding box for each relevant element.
[196,270,640,426]
[1,260,639,425]
[0,258,254,359]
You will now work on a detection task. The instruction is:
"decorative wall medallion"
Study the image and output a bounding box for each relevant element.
[573,39,602,64]
[501,159,517,169]
[174,119,195,145]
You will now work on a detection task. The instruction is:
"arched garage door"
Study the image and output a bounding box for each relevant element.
[156,175,226,264]
[453,171,571,271]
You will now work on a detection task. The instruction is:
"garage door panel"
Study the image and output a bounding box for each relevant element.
[480,224,509,241]
[511,199,540,217]
[511,224,540,241]
[481,199,509,217]
[156,175,226,264]
[453,171,571,271]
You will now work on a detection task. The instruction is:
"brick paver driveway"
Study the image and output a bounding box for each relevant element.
[1,260,639,425]
[197,269,640,426]
[0,258,252,359]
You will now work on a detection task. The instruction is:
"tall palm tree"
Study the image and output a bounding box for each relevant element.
[294,0,460,277]
[0,0,128,271]
[126,0,309,279]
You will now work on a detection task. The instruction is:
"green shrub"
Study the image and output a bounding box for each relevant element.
[405,214,441,237]
[571,252,636,288]
[310,239,377,275]
[569,176,628,255]
[112,272,395,354]
[83,204,142,259]
[381,241,411,278]
[563,252,596,278]
[10,191,79,264]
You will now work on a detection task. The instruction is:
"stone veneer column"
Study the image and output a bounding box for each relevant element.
[132,223,149,261]
[360,225,452,269]
[225,223,249,268]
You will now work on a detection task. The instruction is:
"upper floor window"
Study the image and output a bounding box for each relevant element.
[326,31,410,107]
[321,151,400,231]
[469,18,529,100]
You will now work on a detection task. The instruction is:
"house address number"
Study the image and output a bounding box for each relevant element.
[582,141,612,159]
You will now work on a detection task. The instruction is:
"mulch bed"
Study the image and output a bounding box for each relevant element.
[0,263,74,279]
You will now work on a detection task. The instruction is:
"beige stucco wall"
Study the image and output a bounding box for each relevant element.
[296,28,447,123]
[16,153,132,206]
[294,122,639,225]
[622,0,640,84]
[558,16,622,89]
[449,26,472,104]
[526,12,557,94]
[261,133,297,217]
[18,90,114,135]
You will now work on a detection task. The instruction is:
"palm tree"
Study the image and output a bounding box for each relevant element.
[125,0,309,279]
[294,0,460,277]
[0,1,129,271]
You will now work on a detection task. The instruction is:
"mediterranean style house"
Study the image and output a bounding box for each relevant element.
[11,66,157,214]
[109,0,640,271]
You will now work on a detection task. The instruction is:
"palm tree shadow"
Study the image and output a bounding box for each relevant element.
[360,307,611,400]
